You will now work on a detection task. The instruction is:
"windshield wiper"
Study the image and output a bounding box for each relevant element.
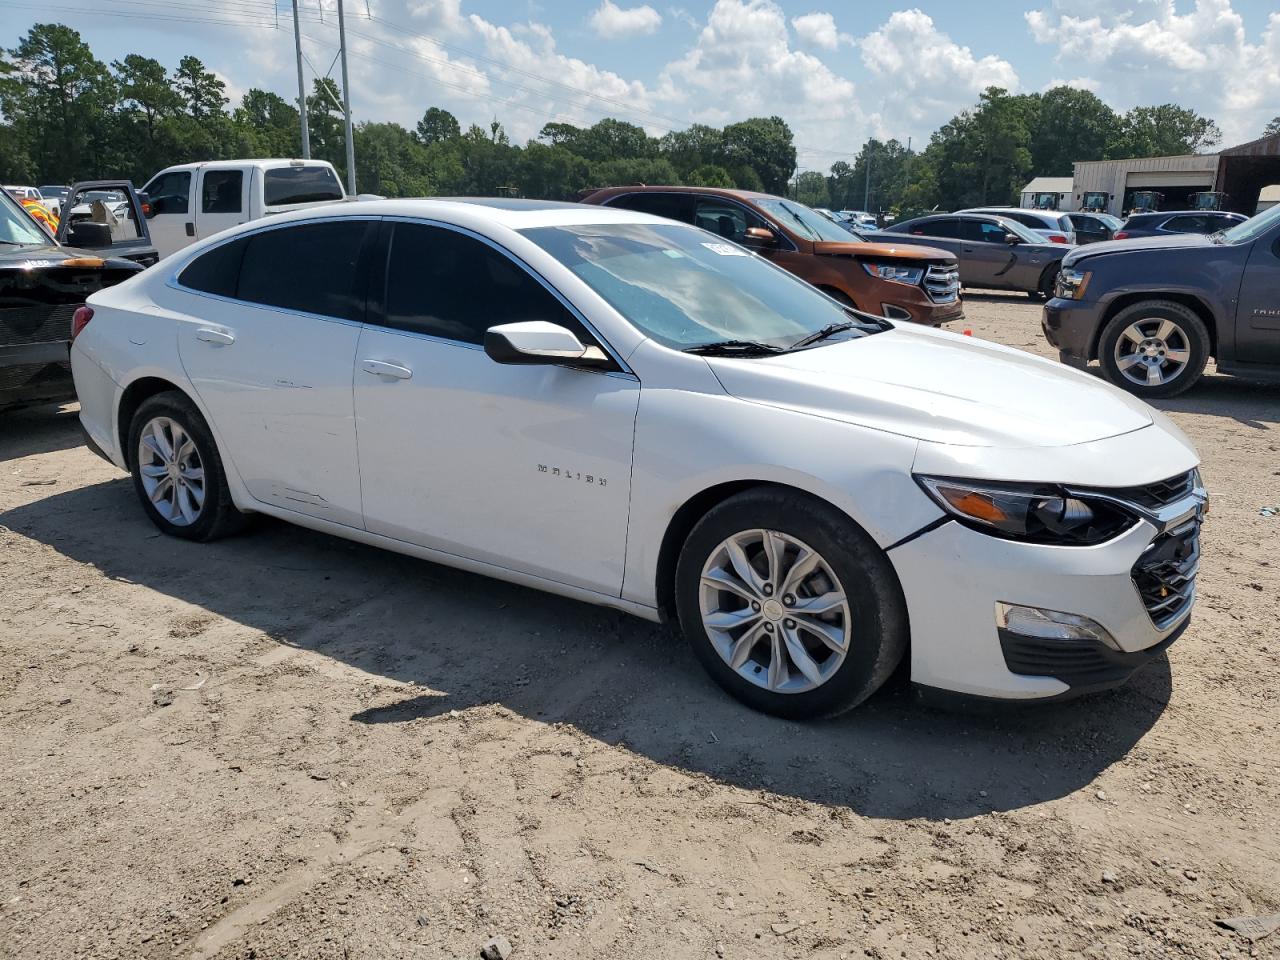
[789,321,858,350]
[683,339,786,357]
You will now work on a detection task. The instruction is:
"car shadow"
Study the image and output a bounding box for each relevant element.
[1,478,1174,822]
[0,402,83,462]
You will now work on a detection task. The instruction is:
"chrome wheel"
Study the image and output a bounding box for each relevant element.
[698,529,852,694]
[1114,317,1192,387]
[137,416,206,527]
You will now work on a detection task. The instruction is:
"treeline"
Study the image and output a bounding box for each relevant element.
[0,22,1247,214]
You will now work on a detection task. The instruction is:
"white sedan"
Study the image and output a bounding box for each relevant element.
[70,199,1206,718]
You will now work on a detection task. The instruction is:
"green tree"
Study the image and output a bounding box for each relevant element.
[719,116,796,194]
[2,23,114,181]
[659,123,723,178]
[587,156,679,188]
[685,163,734,188]
[1112,104,1221,158]
[1029,86,1115,174]
[354,121,434,195]
[415,106,460,144]
[1267,116,1280,137]
[519,141,591,198]
[232,88,300,157]
[172,55,226,121]
[793,170,829,207]
[842,139,914,213]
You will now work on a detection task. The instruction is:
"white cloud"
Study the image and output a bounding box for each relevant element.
[791,12,841,50]
[588,1,663,39]
[1024,0,1280,145]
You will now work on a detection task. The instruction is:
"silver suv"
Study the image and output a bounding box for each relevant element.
[960,207,1075,245]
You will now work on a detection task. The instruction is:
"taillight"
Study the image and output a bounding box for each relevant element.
[71,305,94,340]
[1112,231,1129,240]
[1049,234,1068,244]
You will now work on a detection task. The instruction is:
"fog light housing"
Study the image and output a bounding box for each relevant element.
[995,602,1119,650]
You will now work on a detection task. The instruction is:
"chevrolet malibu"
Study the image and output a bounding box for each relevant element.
[70,199,1206,718]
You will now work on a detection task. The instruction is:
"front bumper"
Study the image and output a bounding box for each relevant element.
[888,484,1204,700]
[0,340,75,410]
[1042,296,1105,363]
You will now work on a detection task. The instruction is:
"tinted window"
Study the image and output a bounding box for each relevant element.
[145,171,191,215]
[178,237,249,298]
[237,220,373,321]
[201,170,242,214]
[694,197,768,242]
[381,223,588,345]
[1162,215,1209,233]
[910,217,960,238]
[607,192,693,222]
[1207,213,1242,230]
[264,165,344,206]
[1001,212,1046,230]
[961,218,1012,243]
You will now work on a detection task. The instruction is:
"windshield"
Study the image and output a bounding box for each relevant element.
[0,191,54,246]
[39,186,68,199]
[1097,214,1123,229]
[1220,206,1279,245]
[521,222,884,351]
[755,198,857,243]
[992,217,1046,244]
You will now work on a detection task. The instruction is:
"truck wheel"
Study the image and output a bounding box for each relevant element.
[674,488,908,719]
[1097,301,1209,398]
[128,391,249,541]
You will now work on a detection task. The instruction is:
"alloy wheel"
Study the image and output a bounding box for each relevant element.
[698,529,852,694]
[137,416,206,527]
[1114,317,1192,388]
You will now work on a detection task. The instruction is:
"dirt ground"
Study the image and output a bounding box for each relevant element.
[1,293,1277,960]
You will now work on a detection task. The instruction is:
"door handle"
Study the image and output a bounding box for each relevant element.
[361,359,412,380]
[184,222,195,237]
[195,328,235,346]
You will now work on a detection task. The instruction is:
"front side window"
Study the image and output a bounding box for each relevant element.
[201,170,243,214]
[693,198,769,243]
[236,220,374,321]
[754,198,852,242]
[145,171,191,215]
[264,166,344,206]
[381,222,588,345]
[961,219,1012,244]
[521,221,884,351]
[0,190,54,246]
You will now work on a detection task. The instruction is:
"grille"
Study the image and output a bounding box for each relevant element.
[1108,470,1197,511]
[1132,516,1200,629]
[923,265,960,303]
[998,625,1183,692]
[0,303,77,346]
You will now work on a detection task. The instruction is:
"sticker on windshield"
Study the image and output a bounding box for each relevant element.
[701,242,748,257]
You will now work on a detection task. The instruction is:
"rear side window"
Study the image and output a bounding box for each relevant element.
[912,218,959,238]
[264,166,344,206]
[236,220,374,321]
[1162,215,1209,233]
[201,171,243,214]
[381,222,589,345]
[606,192,693,222]
[145,170,191,215]
[178,238,249,298]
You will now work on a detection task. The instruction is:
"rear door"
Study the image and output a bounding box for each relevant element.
[1235,231,1280,364]
[175,218,377,527]
[195,167,249,242]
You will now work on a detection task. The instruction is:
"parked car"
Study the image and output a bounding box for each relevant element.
[1111,210,1248,241]
[1044,202,1280,397]
[838,210,878,230]
[4,185,43,204]
[140,158,360,260]
[960,207,1076,245]
[37,185,69,217]
[72,198,1204,717]
[580,186,961,325]
[880,212,1069,299]
[1067,212,1123,245]
[0,186,145,411]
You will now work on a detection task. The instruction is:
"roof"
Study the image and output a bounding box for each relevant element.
[1020,177,1073,193]
[1219,132,1280,157]
[581,185,776,201]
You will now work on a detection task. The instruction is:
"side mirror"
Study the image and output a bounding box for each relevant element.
[138,191,155,218]
[1004,232,1021,245]
[743,226,777,245]
[66,221,113,249]
[484,321,610,368]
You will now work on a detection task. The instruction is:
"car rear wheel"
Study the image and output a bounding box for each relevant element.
[128,392,248,541]
[674,488,907,719]
[1097,301,1209,398]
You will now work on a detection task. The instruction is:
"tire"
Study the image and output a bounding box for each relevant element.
[1028,264,1059,302]
[674,487,908,719]
[127,391,249,541]
[1096,300,1210,398]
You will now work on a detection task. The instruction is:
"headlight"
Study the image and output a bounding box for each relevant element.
[915,476,1135,545]
[862,262,924,285]
[1056,266,1091,300]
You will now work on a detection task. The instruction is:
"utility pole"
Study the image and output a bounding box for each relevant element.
[863,152,871,211]
[336,0,357,196]
[291,0,310,159]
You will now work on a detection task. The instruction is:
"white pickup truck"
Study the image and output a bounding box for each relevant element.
[139,159,363,260]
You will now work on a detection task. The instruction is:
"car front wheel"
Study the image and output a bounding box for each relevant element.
[675,488,907,719]
[128,391,248,541]
[1097,301,1209,398]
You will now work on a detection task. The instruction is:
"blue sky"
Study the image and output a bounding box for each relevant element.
[5,1,1279,170]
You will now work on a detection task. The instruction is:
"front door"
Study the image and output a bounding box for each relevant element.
[194,168,249,242]
[353,221,639,595]
[959,218,1021,287]
[140,169,195,259]
[1235,232,1280,364]
[175,218,376,527]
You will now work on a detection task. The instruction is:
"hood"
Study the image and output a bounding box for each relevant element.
[812,240,954,262]
[1065,232,1208,266]
[705,325,1153,448]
